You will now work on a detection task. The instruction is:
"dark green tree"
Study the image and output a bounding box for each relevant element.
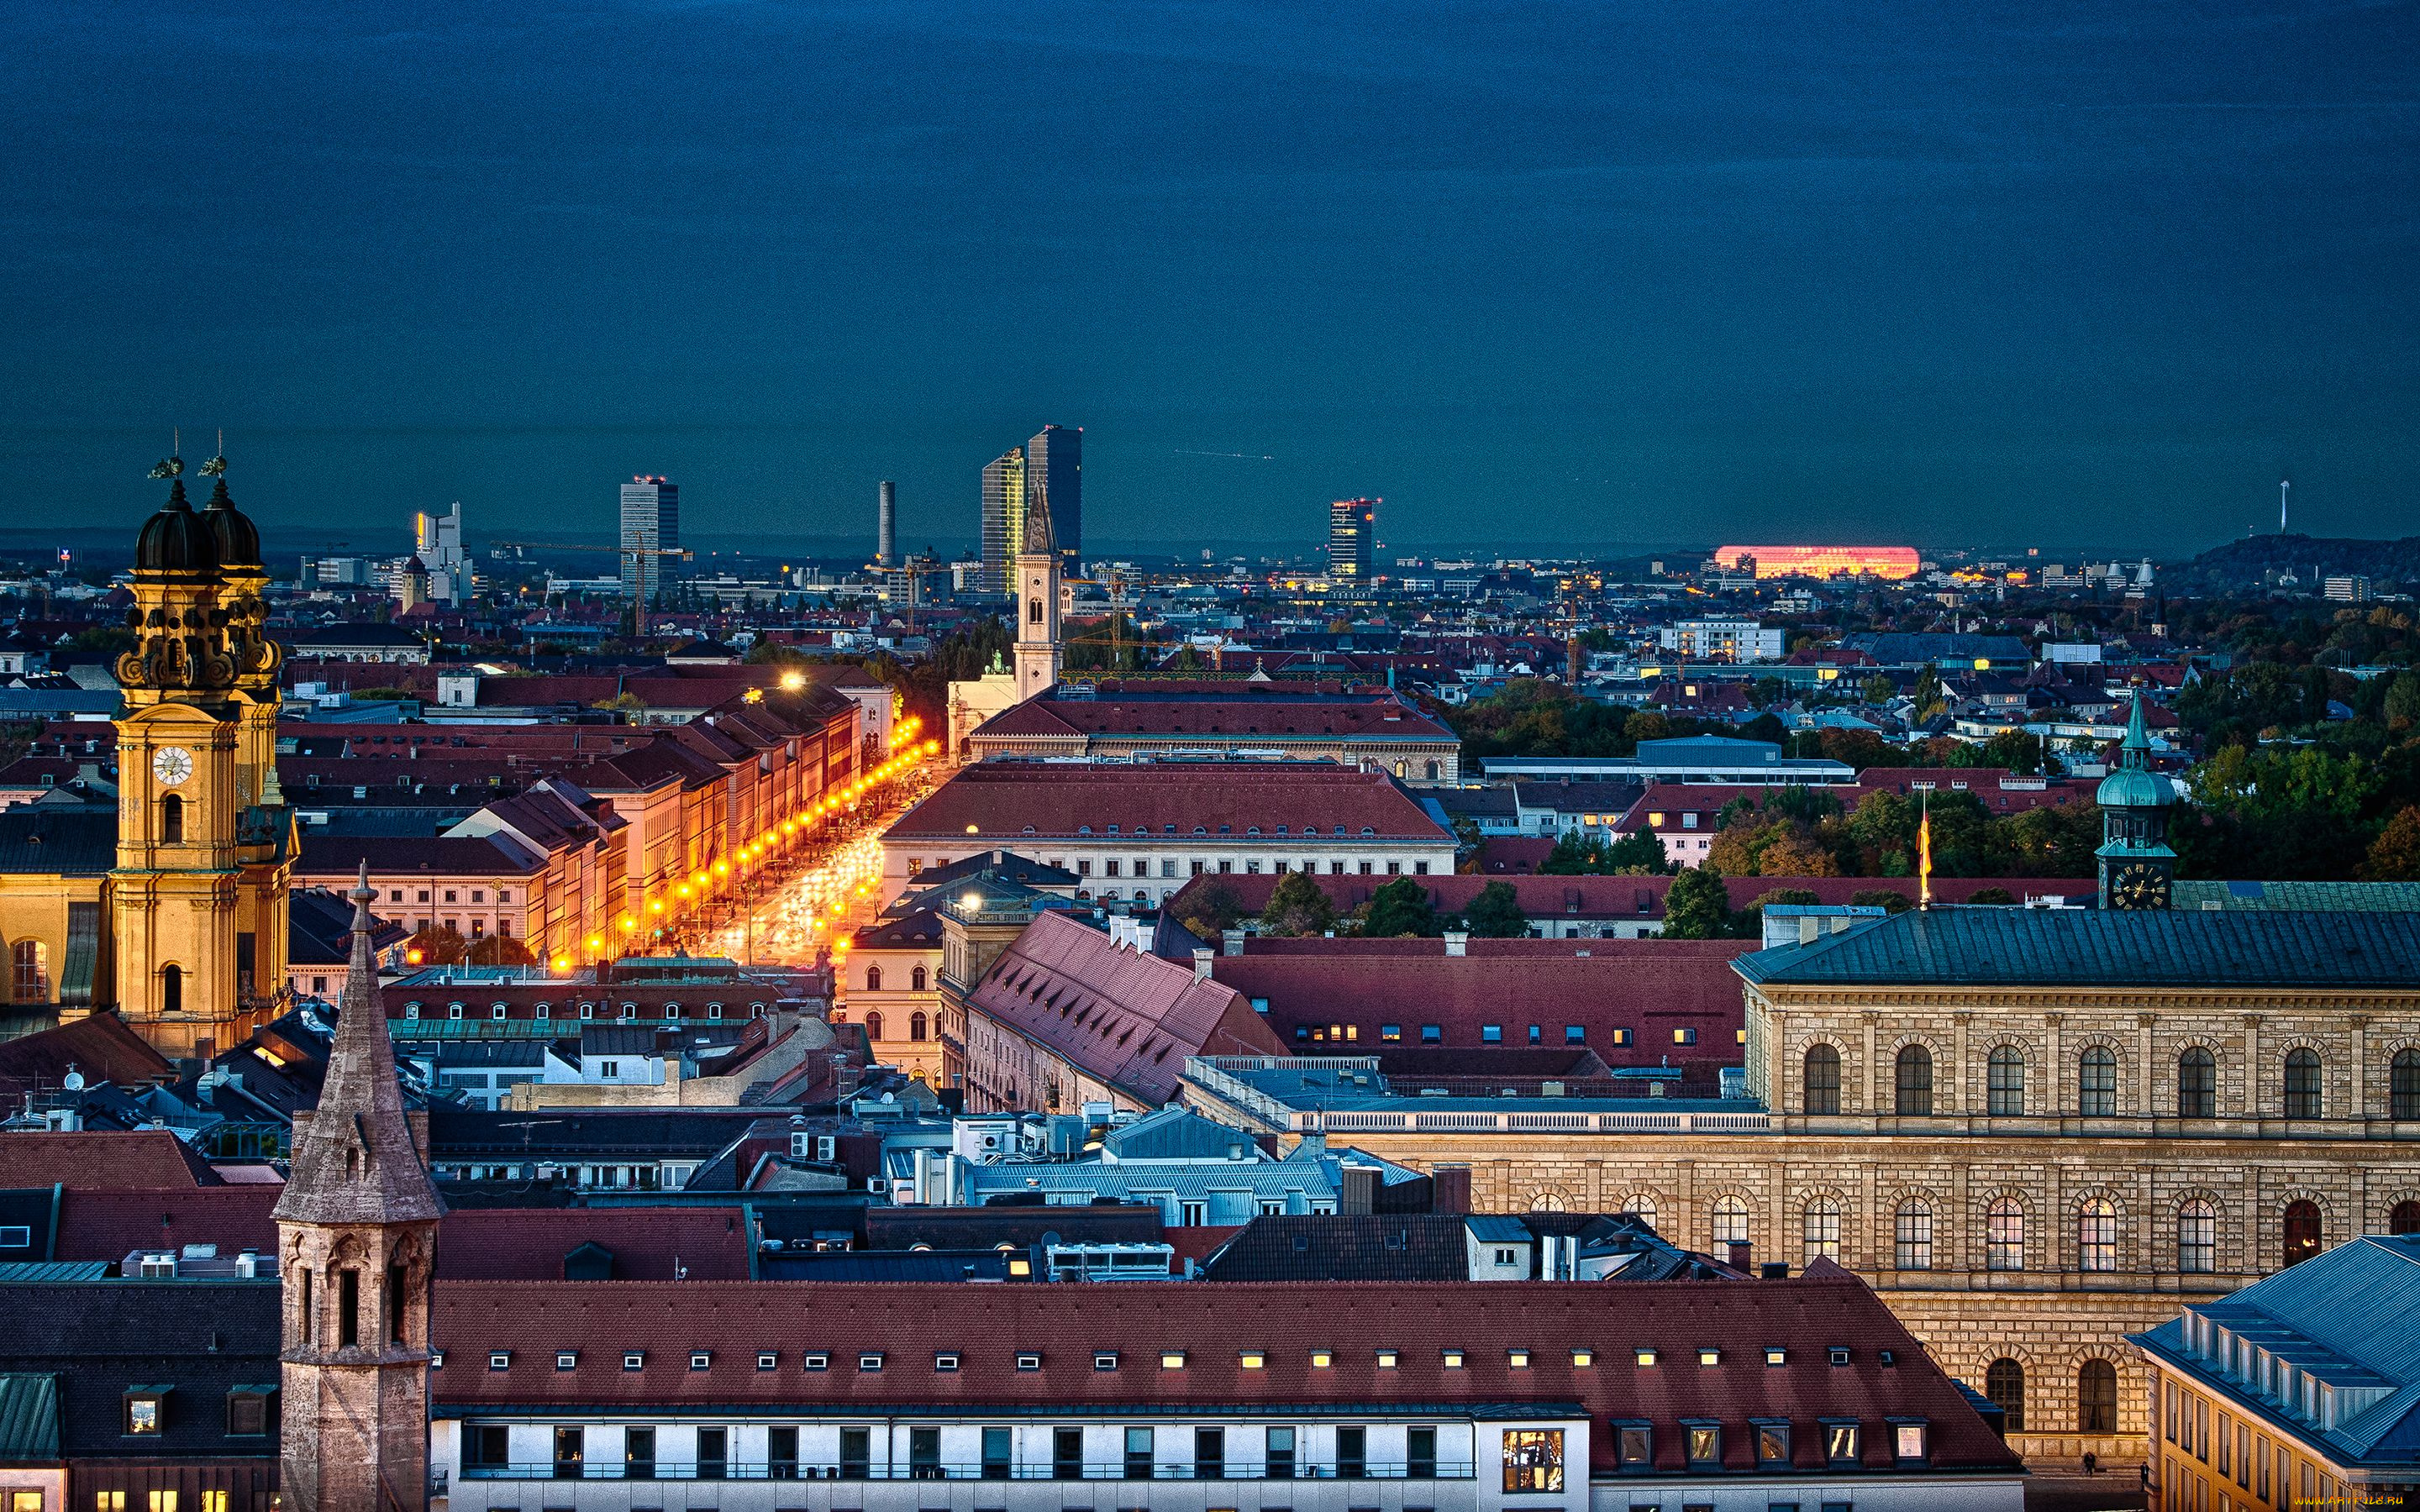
[1362,877,1442,937]
[1602,829,1673,874]
[1459,881,1529,937]
[1660,867,1732,939]
[1260,869,1338,937]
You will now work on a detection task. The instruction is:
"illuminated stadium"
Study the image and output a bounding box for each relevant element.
[1712,545,1922,580]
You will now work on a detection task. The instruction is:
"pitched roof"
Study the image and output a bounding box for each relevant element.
[0,1131,221,1189]
[0,806,115,874]
[1165,870,2081,926]
[428,1270,2022,1474]
[966,911,1284,1105]
[0,1278,281,1457]
[972,689,1455,743]
[1739,906,2420,990]
[0,1014,173,1105]
[1199,1214,1473,1282]
[886,763,1453,845]
[52,1186,283,1261]
[433,1206,752,1281]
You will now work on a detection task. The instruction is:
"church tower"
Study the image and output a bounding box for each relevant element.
[1012,482,1063,701]
[111,471,249,1056]
[203,470,297,1010]
[273,866,443,1511]
[2096,690,2176,910]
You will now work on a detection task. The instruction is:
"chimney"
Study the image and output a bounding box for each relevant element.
[1760,1261,1789,1280]
[1443,930,1468,957]
[1192,948,1213,983]
[1429,1163,1470,1215]
[1726,1240,1752,1273]
[1222,928,1246,958]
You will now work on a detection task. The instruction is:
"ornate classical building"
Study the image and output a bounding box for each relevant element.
[7,464,297,1053]
[1179,705,2420,1474]
[273,867,444,1509]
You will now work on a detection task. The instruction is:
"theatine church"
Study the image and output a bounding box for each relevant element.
[0,463,295,1057]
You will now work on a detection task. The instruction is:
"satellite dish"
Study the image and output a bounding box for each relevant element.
[61,1063,84,1092]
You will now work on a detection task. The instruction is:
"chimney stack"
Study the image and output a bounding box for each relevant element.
[876,480,898,568]
[1192,948,1213,983]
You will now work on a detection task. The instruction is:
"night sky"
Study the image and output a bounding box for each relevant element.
[5,1,2416,558]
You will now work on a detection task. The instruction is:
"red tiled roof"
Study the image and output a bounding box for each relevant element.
[1169,871,2087,925]
[886,763,1452,845]
[972,692,1454,743]
[1476,837,1555,874]
[966,911,1283,1104]
[1209,937,1750,1065]
[52,1185,280,1259]
[434,1206,752,1281]
[428,1268,2022,1475]
[0,1131,221,1189]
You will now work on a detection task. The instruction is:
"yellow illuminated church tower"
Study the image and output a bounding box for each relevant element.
[98,459,295,1057]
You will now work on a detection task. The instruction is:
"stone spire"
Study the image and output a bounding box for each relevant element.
[1022,477,1056,559]
[273,864,440,1226]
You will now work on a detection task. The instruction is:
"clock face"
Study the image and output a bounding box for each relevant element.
[2112,862,2170,911]
[151,746,194,787]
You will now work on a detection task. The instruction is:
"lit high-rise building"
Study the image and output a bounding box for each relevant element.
[1027,423,1081,567]
[1328,496,1379,584]
[980,447,1026,595]
[618,475,679,598]
[412,500,474,604]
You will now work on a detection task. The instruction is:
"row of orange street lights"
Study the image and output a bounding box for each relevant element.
[525,716,939,973]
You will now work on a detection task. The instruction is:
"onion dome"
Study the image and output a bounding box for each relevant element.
[134,480,219,573]
[201,477,261,568]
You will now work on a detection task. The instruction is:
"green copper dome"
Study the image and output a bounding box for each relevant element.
[2096,692,2173,810]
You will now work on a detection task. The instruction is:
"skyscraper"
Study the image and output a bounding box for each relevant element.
[980,446,1027,595]
[618,475,678,599]
[413,500,473,604]
[1328,496,1378,585]
[1027,423,1081,567]
[876,480,898,568]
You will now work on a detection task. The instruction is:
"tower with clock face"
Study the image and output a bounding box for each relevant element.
[2096,691,2177,911]
[106,470,287,1057]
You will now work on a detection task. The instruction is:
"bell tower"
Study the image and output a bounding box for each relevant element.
[1013,481,1063,701]
[203,467,296,1011]
[2096,690,2177,910]
[111,466,250,1056]
[274,866,443,1511]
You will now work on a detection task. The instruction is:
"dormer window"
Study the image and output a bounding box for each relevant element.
[123,1389,166,1435]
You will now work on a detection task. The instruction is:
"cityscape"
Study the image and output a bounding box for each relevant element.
[3,5,2419,1512]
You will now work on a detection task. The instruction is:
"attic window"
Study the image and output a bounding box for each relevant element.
[803,1352,829,1372]
[1439,1349,1465,1368]
[1828,1347,1851,1367]
[1507,1348,1531,1368]
[1360,827,1375,836]
[1309,1349,1333,1369]
[623,1352,644,1371]
[555,1352,578,1370]
[1017,1352,1044,1371]
[1698,1347,1722,1367]
[1094,1351,1119,1371]
[1765,1347,1787,1367]
[1571,1347,1595,1367]
[935,1352,961,1372]
[1160,1351,1187,1369]
[690,1352,712,1370]
[1634,1348,1658,1368]
[488,1352,512,1371]
[860,1352,886,1372]
[1239,1350,1265,1370]
[1376,1348,1399,1368]
[758,1352,779,1371]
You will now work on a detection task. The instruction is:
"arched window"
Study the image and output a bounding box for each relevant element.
[2076,1360,2118,1434]
[1987,1045,2024,1116]
[909,1011,927,1042]
[1710,1196,1749,1247]
[1620,1194,1658,1228]
[11,940,48,1003]
[2078,1047,2118,1116]
[1425,761,1440,780]
[2390,1050,2420,1121]
[1987,1198,2024,1271]
[2285,1048,2323,1119]
[2177,1047,2217,1118]
[1028,597,1043,624]
[1802,1199,1841,1263]
[1802,1044,1841,1116]
[160,963,182,1016]
[865,1011,885,1042]
[2392,1200,2420,1236]
[2177,1200,2217,1273]
[911,966,927,992]
[2078,1200,2119,1272]
[1895,1044,1933,1116]
[2283,1200,2323,1267]
[160,792,184,844]
[1984,1359,2025,1432]
[865,965,882,992]
[1894,1200,1933,1270]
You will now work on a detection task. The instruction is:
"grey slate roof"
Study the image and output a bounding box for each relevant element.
[2173,879,2420,913]
[1735,906,2420,990]
[0,806,115,875]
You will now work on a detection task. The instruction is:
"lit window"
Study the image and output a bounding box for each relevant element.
[1635,1347,1658,1367]
[1686,1424,1720,1467]
[1309,1349,1333,1368]
[1698,1347,1721,1366]
[1440,1349,1465,1368]
[1893,1422,1928,1461]
[1570,1347,1594,1367]
[1160,1351,1186,1369]
[1376,1348,1399,1368]
[1765,1347,1787,1367]
[1507,1348,1530,1368]
[1239,1351,1265,1369]
[124,1392,164,1435]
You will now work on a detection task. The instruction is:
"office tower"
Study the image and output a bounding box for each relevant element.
[980,446,1027,595]
[876,480,898,568]
[413,500,473,604]
[619,475,679,598]
[1328,497,1379,585]
[1027,423,1081,567]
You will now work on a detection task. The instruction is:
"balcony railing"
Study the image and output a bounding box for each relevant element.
[460,1460,1476,1483]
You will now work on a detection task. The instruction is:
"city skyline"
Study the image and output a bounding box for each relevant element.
[3,2,2414,553]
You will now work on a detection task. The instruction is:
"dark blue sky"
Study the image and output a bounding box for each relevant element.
[6,1,2416,557]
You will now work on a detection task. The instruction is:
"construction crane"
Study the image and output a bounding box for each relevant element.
[489,541,693,635]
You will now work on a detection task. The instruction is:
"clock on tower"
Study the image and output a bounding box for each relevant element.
[2096,691,2176,911]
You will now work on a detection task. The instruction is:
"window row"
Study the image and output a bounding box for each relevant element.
[860,966,928,992]
[1804,1042,2413,1118]
[400,1000,765,1021]
[463,1343,1832,1374]
[1980,1357,2120,1436]
[1786,1195,2334,1272]
[1292,1021,1700,1047]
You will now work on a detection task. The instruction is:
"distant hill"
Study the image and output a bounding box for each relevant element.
[2163,533,2420,597]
